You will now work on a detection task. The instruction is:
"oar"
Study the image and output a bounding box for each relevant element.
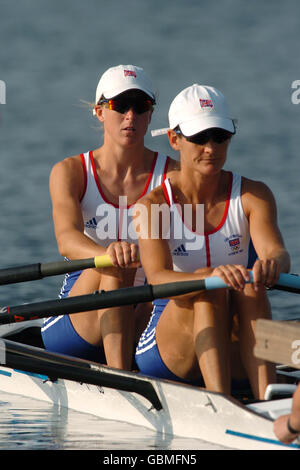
[254,319,300,369]
[1,254,300,295]
[0,254,115,286]
[0,272,299,326]
[269,273,300,294]
[0,338,162,410]
[0,277,226,325]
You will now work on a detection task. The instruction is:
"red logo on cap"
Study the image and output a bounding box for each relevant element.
[124,70,137,78]
[200,99,213,108]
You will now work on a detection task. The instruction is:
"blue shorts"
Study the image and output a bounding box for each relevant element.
[58,269,82,299]
[41,269,106,363]
[135,299,204,386]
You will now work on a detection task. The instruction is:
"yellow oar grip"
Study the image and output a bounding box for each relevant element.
[93,253,140,269]
[94,255,114,268]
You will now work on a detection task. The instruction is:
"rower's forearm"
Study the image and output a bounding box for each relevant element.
[258,248,290,273]
[144,267,213,286]
[56,231,107,260]
[274,248,291,273]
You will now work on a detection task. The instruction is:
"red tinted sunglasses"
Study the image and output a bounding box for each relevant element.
[99,96,154,115]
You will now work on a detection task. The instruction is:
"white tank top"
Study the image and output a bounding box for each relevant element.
[80,151,170,245]
[80,151,170,285]
[162,172,251,271]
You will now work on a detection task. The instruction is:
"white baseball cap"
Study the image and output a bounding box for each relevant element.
[152,84,235,137]
[94,64,155,105]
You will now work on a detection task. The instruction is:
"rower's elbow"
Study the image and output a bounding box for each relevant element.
[282,250,291,273]
[56,235,70,258]
[145,270,169,286]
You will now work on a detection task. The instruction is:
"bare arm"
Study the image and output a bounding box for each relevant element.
[50,156,107,260]
[50,156,139,266]
[273,384,300,443]
[242,178,290,288]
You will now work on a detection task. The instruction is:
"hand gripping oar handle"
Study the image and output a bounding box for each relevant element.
[0,255,115,286]
[204,272,300,293]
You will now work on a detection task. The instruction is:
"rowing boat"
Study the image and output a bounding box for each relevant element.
[0,326,299,451]
[0,260,299,450]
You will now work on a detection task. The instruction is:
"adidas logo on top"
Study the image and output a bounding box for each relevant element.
[85,217,97,229]
[172,244,188,256]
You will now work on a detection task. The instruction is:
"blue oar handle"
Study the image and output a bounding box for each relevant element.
[204,271,300,292]
[275,273,300,292]
[203,272,254,290]
[204,276,227,290]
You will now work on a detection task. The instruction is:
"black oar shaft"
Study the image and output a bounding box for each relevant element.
[0,258,97,286]
[0,280,207,325]
[40,258,95,277]
[0,263,42,285]
[0,285,154,324]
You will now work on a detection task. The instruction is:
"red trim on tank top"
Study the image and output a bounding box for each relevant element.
[204,172,233,235]
[79,153,87,202]
[162,180,171,206]
[162,173,234,267]
[89,151,158,208]
[163,174,233,234]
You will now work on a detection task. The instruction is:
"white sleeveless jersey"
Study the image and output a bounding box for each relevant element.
[80,151,170,285]
[80,151,170,245]
[163,172,251,271]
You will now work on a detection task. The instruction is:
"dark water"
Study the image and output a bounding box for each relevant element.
[0,0,300,450]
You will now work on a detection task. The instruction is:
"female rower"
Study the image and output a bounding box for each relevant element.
[41,64,177,369]
[134,84,290,399]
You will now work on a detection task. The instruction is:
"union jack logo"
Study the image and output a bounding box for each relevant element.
[200,99,213,108]
[229,238,240,247]
[124,70,137,77]
[229,237,240,252]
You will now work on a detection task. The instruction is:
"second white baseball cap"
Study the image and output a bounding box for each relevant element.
[152,84,235,136]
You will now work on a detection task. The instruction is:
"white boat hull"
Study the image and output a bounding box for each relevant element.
[0,365,298,450]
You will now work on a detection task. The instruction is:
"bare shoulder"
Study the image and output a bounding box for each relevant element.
[50,154,83,180]
[139,184,167,208]
[242,176,276,199]
[241,176,277,215]
[50,154,85,199]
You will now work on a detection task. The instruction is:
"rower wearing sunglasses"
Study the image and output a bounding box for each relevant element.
[134,84,290,399]
[41,65,177,370]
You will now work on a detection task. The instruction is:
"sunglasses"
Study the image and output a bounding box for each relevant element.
[177,127,235,145]
[98,97,155,115]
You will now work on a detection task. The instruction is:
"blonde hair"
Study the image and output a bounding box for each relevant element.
[78,99,104,133]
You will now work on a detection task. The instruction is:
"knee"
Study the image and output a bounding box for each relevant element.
[234,284,272,320]
[193,288,228,305]
[173,288,228,312]
[100,267,135,289]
